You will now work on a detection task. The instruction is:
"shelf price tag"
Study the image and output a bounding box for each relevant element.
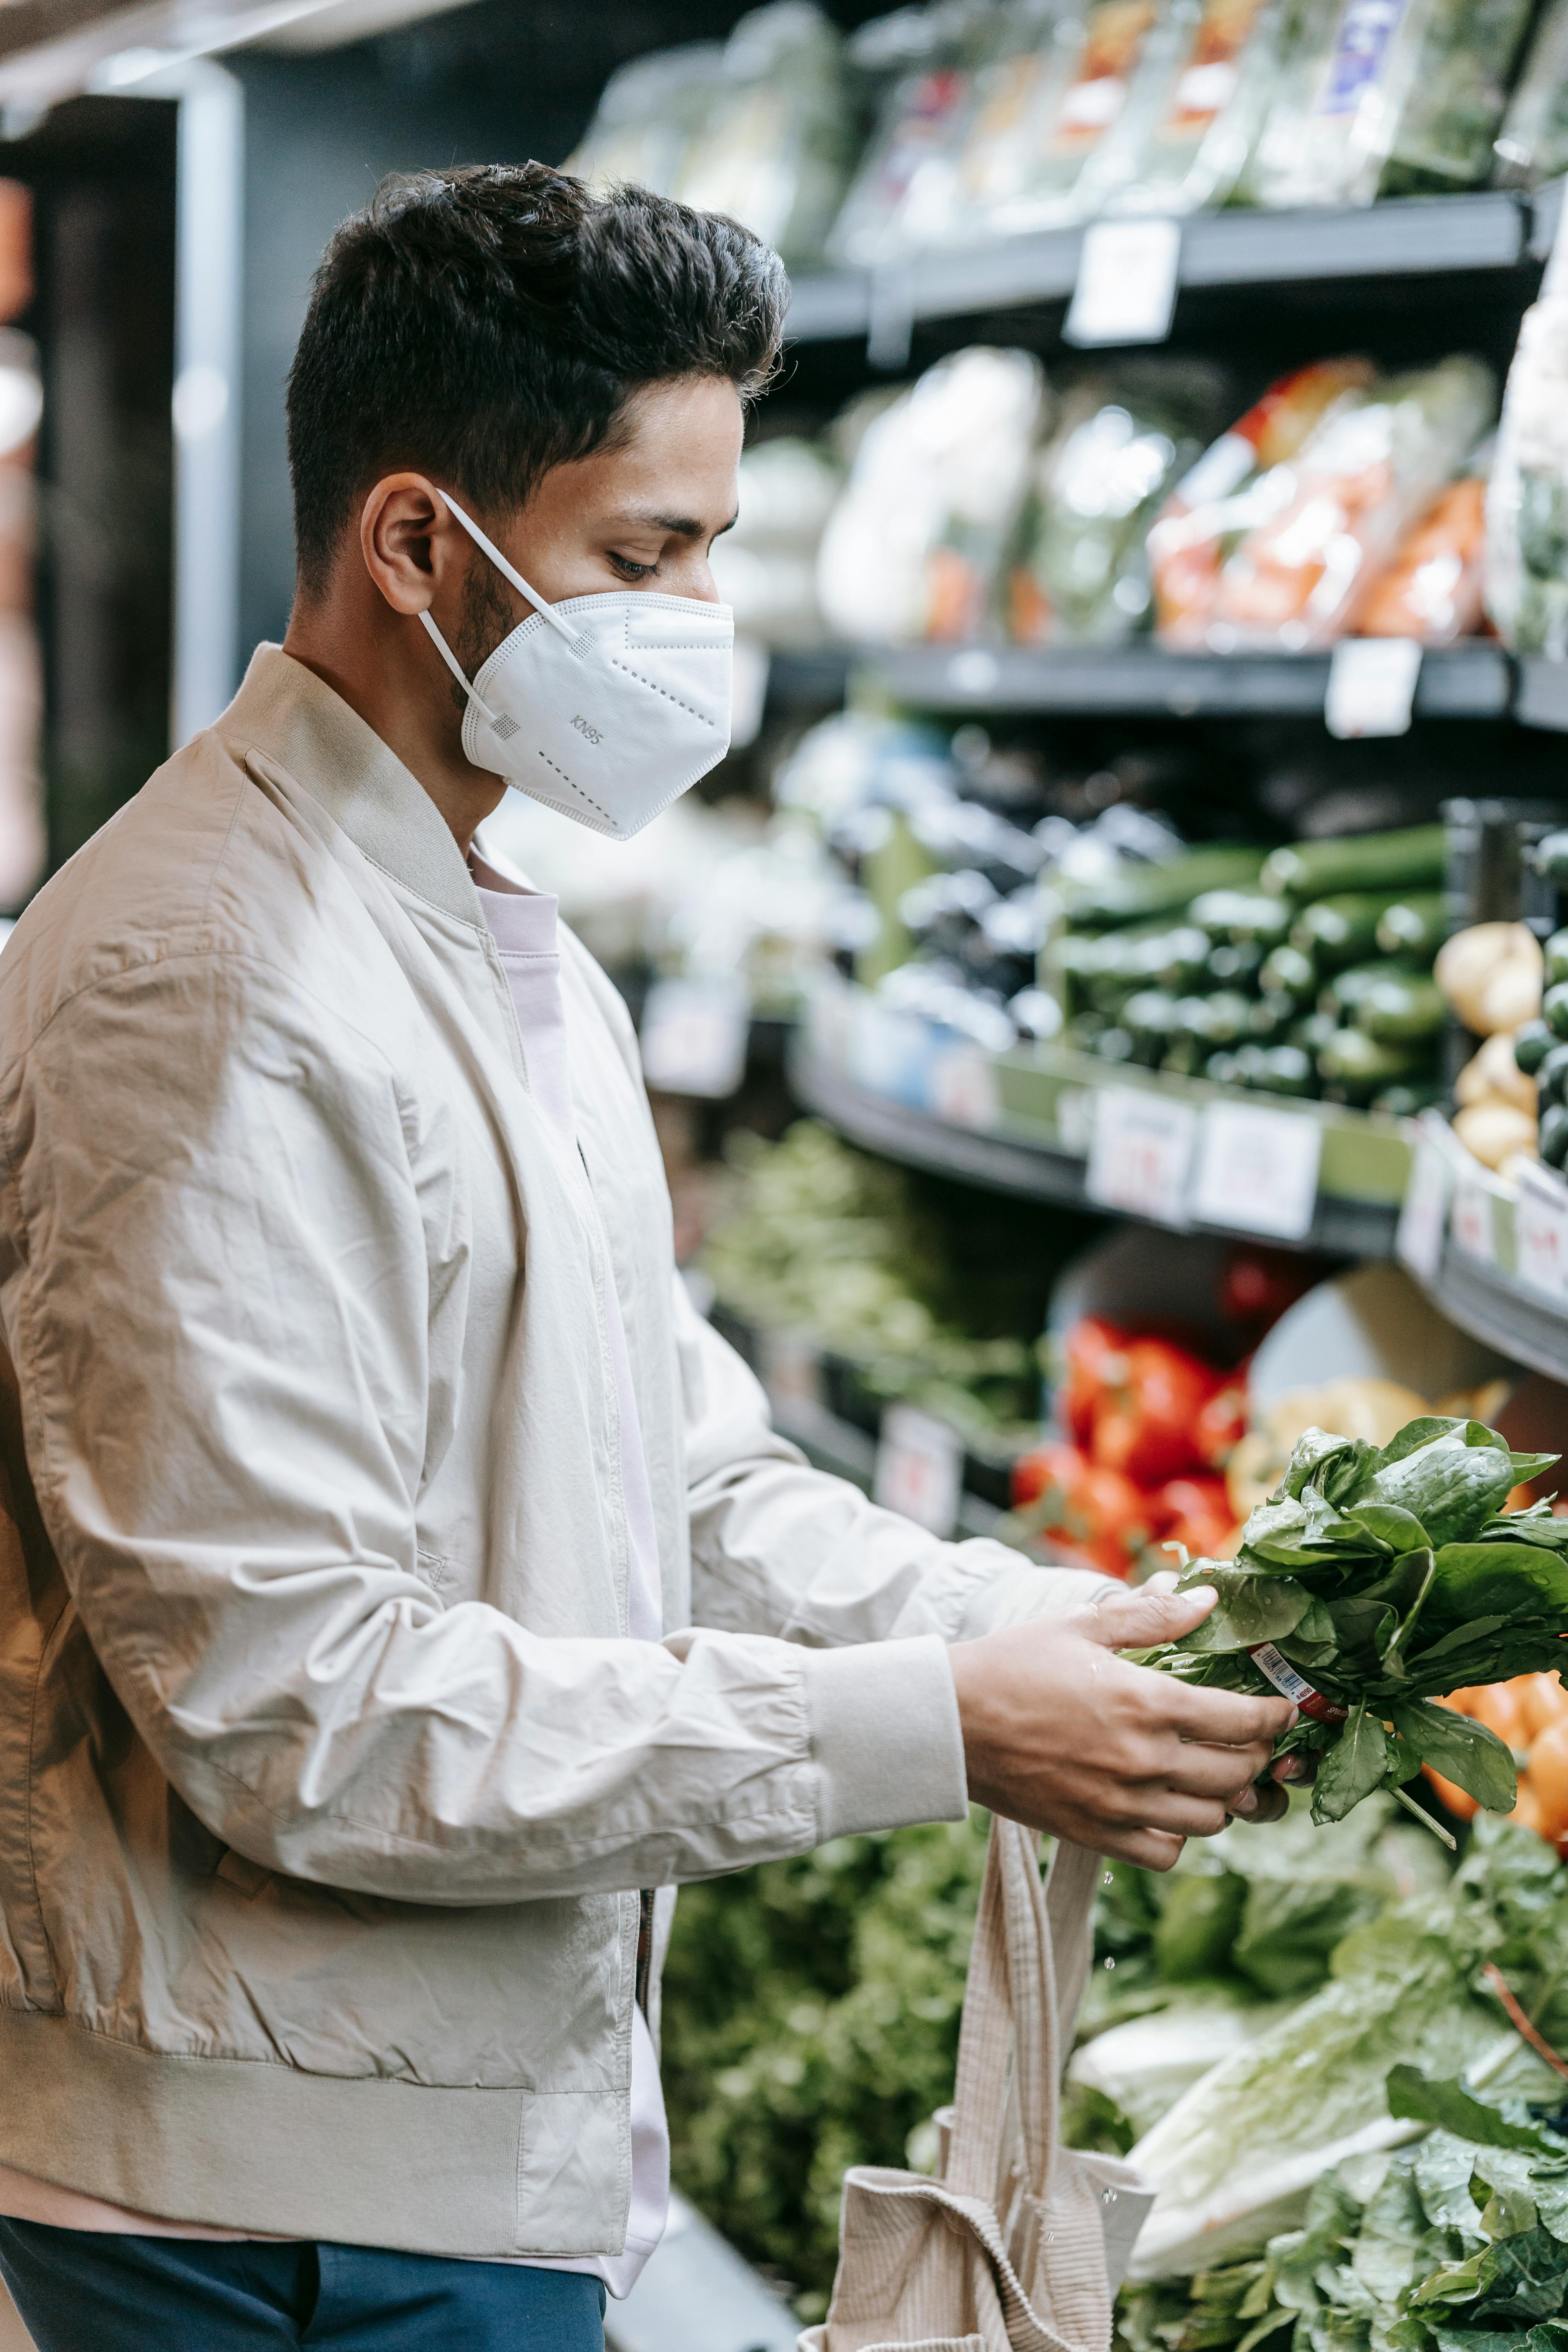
[1065,218,1181,348]
[1085,1087,1198,1226]
[1325,637,1422,740]
[874,1403,963,1538]
[1189,1101,1322,1241]
[639,977,749,1099]
[1395,1120,1452,1282]
[1450,1172,1497,1265]
[929,1044,1000,1131]
[1515,1163,1568,1303]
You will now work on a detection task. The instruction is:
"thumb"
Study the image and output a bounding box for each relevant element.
[1075,1580,1217,1651]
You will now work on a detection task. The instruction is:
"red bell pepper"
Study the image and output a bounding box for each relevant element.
[1089,1335,1223,1487]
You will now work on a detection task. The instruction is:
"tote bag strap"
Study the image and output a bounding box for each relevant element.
[944,1820,1102,2207]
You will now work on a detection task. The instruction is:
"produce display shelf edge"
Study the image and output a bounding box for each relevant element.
[782,186,1541,345]
[1411,1240,1568,1387]
[789,1040,1403,1259]
[760,1388,1008,1542]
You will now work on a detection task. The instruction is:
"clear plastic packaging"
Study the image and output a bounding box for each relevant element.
[941,0,1179,240]
[672,3,855,265]
[564,44,726,199]
[1209,354,1496,649]
[1093,0,1299,216]
[1245,0,1535,211]
[824,2,1003,265]
[1493,0,1568,188]
[815,347,1047,642]
[1358,447,1490,644]
[1149,358,1376,646]
[1007,365,1220,644]
[1485,301,1568,657]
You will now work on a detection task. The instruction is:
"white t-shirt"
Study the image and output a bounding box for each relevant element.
[0,857,671,2299]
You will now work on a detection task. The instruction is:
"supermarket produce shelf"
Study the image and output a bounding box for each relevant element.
[864,642,1514,722]
[1413,1239,1568,1387]
[784,189,1535,347]
[766,1391,1008,1543]
[791,1036,1403,1259]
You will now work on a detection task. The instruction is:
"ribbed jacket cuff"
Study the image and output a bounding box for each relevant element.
[802,1635,967,1841]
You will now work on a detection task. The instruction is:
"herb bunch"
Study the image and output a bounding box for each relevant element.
[1139,1415,1568,1829]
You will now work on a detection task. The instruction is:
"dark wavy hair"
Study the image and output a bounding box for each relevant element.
[286,161,788,595]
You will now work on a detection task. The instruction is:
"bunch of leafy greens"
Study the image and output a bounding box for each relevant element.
[1138,1414,1568,1828]
[1124,1825,1568,2281]
[1121,2077,1568,2352]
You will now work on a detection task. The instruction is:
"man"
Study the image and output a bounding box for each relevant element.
[0,164,1294,2351]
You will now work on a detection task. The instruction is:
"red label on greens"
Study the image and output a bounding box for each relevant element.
[1249,1641,1349,1724]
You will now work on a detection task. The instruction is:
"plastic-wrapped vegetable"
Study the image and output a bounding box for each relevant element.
[1009,367,1218,646]
[1494,0,1568,187]
[1092,0,1300,218]
[817,347,1047,645]
[1485,298,1568,657]
[1149,359,1376,648]
[564,42,725,199]
[1208,356,1496,651]
[824,1,1000,265]
[953,0,1176,237]
[671,3,855,266]
[1245,0,1536,211]
[1358,465,1490,645]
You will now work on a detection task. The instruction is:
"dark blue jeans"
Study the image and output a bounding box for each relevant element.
[0,2220,608,2350]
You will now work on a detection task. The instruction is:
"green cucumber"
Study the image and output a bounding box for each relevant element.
[1248,992,1297,1041]
[1541,1103,1568,1168]
[1545,982,1568,1040]
[1375,893,1447,961]
[1189,889,1294,947]
[1123,989,1183,1046]
[1261,825,1446,903]
[1515,1019,1555,1076]
[1537,1042,1568,1105]
[1292,1009,1339,1054]
[1150,925,1212,992]
[1349,974,1446,1044]
[1206,940,1265,987]
[1259,944,1318,1003]
[1371,1079,1446,1116]
[1546,928,1568,987]
[1316,1027,1428,1103]
[1058,846,1265,929]
[1290,894,1402,973]
[1534,830,1568,887]
[1257,1044,1315,1096]
[1319,961,1416,1020]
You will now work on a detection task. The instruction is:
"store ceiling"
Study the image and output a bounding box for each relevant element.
[0,0,895,114]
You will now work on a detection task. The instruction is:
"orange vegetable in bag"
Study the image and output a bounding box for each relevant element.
[1359,474,1487,645]
[1517,1672,1568,1742]
[1527,1715,1568,1842]
[1467,1680,1527,1748]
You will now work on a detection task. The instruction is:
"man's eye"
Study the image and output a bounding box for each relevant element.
[609,553,657,581]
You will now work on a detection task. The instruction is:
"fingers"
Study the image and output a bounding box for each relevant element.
[1271,1750,1317,1785]
[1099,1825,1188,1872]
[1151,1671,1296,1749]
[1228,1777,1288,1824]
[1156,1735,1278,1800]
[1077,1583,1219,1651]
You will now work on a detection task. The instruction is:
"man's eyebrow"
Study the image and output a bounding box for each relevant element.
[613,508,740,539]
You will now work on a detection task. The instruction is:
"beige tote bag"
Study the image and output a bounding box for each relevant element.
[799,1819,1154,2352]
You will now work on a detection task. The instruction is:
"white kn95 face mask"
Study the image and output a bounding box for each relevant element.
[418,488,733,840]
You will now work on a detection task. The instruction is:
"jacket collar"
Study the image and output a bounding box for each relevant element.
[217,644,485,931]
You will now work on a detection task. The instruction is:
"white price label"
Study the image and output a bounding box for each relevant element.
[929,1044,1000,1130]
[1395,1126,1452,1282]
[1325,637,1422,740]
[1515,1163,1568,1303]
[1189,1101,1322,1241]
[1085,1087,1198,1226]
[874,1403,963,1538]
[1451,1173,1497,1265]
[758,1330,825,1416]
[1064,217,1181,349]
[639,977,748,1099]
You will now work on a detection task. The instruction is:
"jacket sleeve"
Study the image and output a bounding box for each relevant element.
[676,1274,1111,1658]
[0,953,970,1904]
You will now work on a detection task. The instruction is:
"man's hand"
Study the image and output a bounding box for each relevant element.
[948,1581,1298,1871]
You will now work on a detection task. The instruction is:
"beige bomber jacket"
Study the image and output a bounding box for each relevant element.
[0,647,1100,2261]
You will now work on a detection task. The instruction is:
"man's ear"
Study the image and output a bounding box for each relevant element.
[359,474,468,616]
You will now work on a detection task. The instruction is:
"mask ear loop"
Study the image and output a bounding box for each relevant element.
[433,488,592,658]
[418,608,503,725]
